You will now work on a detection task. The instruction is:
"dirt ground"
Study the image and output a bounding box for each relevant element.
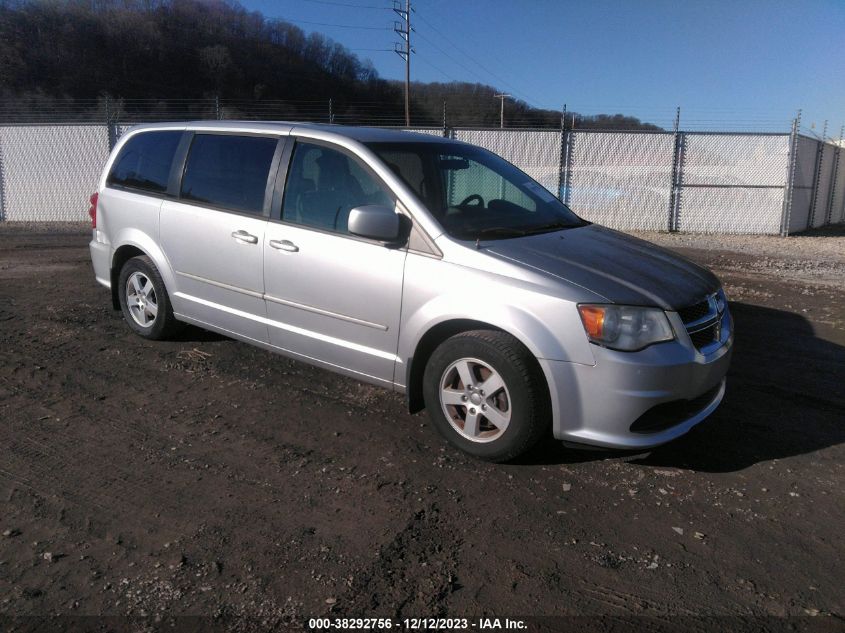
[0,224,843,631]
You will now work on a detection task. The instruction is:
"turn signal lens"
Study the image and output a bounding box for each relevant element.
[577,304,675,352]
[578,305,606,339]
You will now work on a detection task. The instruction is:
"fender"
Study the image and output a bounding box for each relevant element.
[397,253,597,370]
[110,227,178,298]
[399,293,596,369]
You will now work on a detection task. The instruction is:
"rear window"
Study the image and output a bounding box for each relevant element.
[180,134,278,215]
[107,131,182,193]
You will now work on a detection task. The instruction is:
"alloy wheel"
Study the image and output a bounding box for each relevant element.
[125,271,158,328]
[439,357,512,443]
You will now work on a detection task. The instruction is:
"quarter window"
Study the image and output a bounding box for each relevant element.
[180,134,278,215]
[107,131,182,193]
[282,141,393,234]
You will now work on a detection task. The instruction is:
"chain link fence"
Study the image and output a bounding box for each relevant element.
[678,133,791,234]
[783,135,845,233]
[563,131,675,231]
[0,121,843,234]
[0,125,109,221]
[830,147,845,226]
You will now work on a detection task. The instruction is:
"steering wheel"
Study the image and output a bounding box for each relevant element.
[458,194,484,207]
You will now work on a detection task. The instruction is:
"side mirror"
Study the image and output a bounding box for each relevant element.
[348,205,401,242]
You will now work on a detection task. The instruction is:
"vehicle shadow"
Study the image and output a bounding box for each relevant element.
[520,302,845,473]
[170,324,231,343]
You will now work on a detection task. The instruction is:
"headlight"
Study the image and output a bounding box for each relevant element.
[577,304,675,351]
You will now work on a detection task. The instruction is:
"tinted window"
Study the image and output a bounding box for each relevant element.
[180,134,278,214]
[108,131,182,193]
[282,141,393,234]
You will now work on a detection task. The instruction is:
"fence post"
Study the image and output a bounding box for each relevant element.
[807,120,827,230]
[667,107,682,232]
[561,126,574,206]
[329,98,333,124]
[780,116,800,236]
[0,131,5,222]
[834,127,845,225]
[215,95,222,120]
[824,128,842,226]
[555,105,567,201]
[105,94,118,151]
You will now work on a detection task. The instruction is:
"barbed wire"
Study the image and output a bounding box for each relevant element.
[0,98,799,132]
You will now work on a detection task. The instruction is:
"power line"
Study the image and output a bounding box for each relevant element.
[413,10,544,108]
[415,56,460,83]
[411,30,491,88]
[411,29,549,111]
[301,0,390,8]
[284,18,391,30]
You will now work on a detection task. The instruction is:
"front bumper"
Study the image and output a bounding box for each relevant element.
[541,309,733,450]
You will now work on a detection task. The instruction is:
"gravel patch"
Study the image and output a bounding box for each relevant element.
[632,226,845,286]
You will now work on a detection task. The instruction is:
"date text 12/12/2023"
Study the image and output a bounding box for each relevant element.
[308,617,528,630]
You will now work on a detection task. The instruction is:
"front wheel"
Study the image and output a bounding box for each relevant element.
[422,330,550,462]
[118,255,182,340]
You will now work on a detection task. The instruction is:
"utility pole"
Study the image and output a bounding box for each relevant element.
[394,0,412,126]
[494,93,511,128]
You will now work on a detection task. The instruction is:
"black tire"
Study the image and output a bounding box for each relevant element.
[422,330,551,462]
[117,255,182,340]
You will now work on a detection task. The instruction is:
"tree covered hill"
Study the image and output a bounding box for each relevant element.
[0,0,660,129]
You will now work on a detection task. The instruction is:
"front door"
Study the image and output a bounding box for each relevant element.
[263,139,407,385]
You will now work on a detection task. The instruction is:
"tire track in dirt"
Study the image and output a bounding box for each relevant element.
[1,226,844,620]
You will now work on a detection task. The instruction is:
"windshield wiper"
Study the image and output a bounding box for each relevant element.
[521,221,583,235]
[467,221,586,242]
[474,226,530,238]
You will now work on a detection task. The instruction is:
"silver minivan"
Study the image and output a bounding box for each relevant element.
[89,122,732,461]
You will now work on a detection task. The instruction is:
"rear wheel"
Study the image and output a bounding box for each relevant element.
[118,255,182,340]
[422,330,550,462]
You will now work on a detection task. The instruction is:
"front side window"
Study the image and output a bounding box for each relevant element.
[107,130,182,193]
[368,141,585,240]
[282,141,393,234]
[180,134,278,215]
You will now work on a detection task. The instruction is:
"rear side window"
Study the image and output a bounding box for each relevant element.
[107,131,182,193]
[180,134,278,215]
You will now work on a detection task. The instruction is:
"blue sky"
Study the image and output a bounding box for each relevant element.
[243,0,845,134]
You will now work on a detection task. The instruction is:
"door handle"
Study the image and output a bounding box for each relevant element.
[231,230,258,244]
[269,239,299,253]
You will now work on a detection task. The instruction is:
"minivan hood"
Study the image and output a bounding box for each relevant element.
[484,224,720,310]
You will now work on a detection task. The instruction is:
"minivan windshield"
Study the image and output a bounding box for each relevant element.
[367,141,586,240]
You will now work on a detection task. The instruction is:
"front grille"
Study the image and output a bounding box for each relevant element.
[678,299,711,324]
[630,382,723,434]
[689,322,719,349]
[677,293,724,351]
